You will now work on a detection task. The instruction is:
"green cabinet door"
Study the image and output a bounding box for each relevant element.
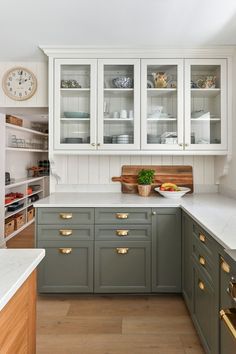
[182,212,194,311]
[94,241,151,293]
[152,208,181,293]
[37,240,93,293]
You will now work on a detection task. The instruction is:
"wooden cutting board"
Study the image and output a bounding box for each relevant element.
[112,165,193,194]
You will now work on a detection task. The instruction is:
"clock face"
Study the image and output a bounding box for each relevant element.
[2,67,37,101]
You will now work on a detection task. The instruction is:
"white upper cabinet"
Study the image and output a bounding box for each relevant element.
[184,59,227,151]
[97,59,140,150]
[141,59,184,151]
[54,59,97,150]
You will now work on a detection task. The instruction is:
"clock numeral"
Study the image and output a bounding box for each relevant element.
[29,87,32,91]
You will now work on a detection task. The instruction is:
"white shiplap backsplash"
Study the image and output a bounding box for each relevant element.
[51,155,217,193]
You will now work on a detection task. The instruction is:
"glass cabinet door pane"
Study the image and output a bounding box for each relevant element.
[190,64,221,145]
[141,60,183,150]
[98,59,140,150]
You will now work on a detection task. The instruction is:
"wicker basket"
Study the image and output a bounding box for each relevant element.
[6,115,23,127]
[15,213,25,230]
[5,218,15,237]
[27,208,34,222]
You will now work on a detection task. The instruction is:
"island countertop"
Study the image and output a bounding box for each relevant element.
[0,249,45,311]
[34,192,236,250]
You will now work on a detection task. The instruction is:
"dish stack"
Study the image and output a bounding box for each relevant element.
[147,134,161,144]
[112,134,133,144]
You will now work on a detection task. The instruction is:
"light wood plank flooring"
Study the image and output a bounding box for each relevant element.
[7,223,205,354]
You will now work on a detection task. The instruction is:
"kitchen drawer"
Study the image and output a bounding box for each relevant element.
[95,224,151,241]
[95,208,151,224]
[94,241,151,293]
[37,240,93,293]
[192,236,213,283]
[37,224,94,241]
[193,262,215,354]
[37,208,94,225]
[193,223,214,258]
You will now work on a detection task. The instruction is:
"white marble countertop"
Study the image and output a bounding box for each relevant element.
[34,192,236,250]
[0,249,45,311]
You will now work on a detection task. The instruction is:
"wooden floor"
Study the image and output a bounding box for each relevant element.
[7,224,205,354]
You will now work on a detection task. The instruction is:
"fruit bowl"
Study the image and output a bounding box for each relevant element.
[155,187,191,199]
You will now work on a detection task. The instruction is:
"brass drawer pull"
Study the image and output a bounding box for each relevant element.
[59,229,73,237]
[60,212,73,219]
[116,247,129,255]
[116,213,129,219]
[221,258,230,274]
[199,233,206,243]
[59,248,72,255]
[116,230,129,237]
[220,309,236,339]
[199,256,206,267]
[198,280,205,291]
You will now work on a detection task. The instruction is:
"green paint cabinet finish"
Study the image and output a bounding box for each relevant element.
[152,208,181,293]
[37,224,94,241]
[95,224,151,241]
[182,212,193,311]
[37,240,93,293]
[37,207,94,225]
[95,208,152,224]
[94,241,151,293]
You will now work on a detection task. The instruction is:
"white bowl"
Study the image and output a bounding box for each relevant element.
[155,187,191,199]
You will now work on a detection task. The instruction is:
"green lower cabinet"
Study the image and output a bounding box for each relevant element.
[182,212,194,310]
[220,321,236,354]
[94,241,151,293]
[37,240,93,293]
[152,208,181,293]
[192,263,217,354]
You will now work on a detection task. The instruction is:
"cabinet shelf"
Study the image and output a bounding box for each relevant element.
[5,196,26,207]
[4,218,35,242]
[60,118,90,122]
[147,88,177,97]
[6,147,48,152]
[60,88,90,91]
[104,88,134,96]
[191,88,221,97]
[5,205,27,219]
[5,177,45,189]
[104,118,134,123]
[6,123,48,137]
[191,118,221,122]
[147,118,177,121]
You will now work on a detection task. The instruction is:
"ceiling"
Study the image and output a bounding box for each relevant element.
[1,0,236,61]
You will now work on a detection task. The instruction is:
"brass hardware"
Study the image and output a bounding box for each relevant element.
[198,280,205,291]
[220,309,236,339]
[116,213,129,219]
[221,257,231,274]
[178,143,183,147]
[199,233,206,243]
[60,213,73,220]
[199,256,206,267]
[152,211,156,215]
[59,248,72,255]
[116,247,129,255]
[116,230,129,237]
[91,143,96,146]
[97,143,101,147]
[59,229,73,237]
[185,143,189,147]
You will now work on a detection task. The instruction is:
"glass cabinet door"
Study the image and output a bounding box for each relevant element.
[185,59,227,151]
[141,59,184,150]
[97,59,140,150]
[54,59,97,150]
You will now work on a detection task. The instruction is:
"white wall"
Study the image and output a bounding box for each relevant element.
[51,154,217,193]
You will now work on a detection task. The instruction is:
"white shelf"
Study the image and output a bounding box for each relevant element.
[147,88,177,97]
[60,88,90,91]
[147,118,177,121]
[5,123,48,137]
[5,204,27,219]
[6,147,48,152]
[191,88,221,97]
[104,88,133,91]
[5,176,45,189]
[5,218,35,243]
[60,118,90,121]
[191,118,221,121]
[104,118,134,122]
[28,189,43,198]
[5,196,26,207]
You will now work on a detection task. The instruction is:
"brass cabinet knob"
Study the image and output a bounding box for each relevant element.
[116,213,129,219]
[221,257,230,274]
[59,248,72,255]
[116,230,129,237]
[198,280,205,291]
[116,247,129,255]
[152,211,156,215]
[59,229,73,237]
[199,256,206,267]
[91,143,96,146]
[60,213,73,220]
[97,143,101,147]
[228,278,236,299]
[199,233,206,243]
[220,309,236,339]
[178,143,183,147]
[185,143,189,147]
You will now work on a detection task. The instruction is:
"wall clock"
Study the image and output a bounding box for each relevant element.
[2,67,37,101]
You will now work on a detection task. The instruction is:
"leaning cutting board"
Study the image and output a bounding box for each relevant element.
[112,165,193,194]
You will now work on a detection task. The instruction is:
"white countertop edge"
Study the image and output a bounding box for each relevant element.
[0,249,45,311]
